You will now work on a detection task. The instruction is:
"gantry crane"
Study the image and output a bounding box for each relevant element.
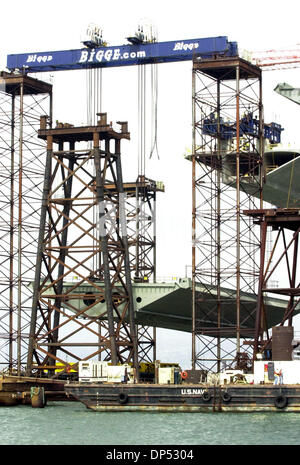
[3,30,298,375]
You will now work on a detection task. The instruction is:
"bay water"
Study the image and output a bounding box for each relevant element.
[1,401,300,446]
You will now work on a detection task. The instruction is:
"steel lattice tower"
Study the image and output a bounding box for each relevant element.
[245,208,300,358]
[0,72,52,374]
[26,113,139,378]
[192,57,264,372]
[99,176,162,363]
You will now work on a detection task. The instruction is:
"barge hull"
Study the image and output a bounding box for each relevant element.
[65,383,300,412]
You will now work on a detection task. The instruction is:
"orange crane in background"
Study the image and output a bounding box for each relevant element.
[247,45,300,104]
[249,45,300,70]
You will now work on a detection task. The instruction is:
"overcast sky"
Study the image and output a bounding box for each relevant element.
[1,0,300,368]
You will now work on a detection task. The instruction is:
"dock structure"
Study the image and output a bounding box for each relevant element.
[192,57,264,372]
[0,372,66,406]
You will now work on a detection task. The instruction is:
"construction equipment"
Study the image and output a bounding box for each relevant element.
[6,36,238,73]
[3,32,300,378]
[249,45,300,70]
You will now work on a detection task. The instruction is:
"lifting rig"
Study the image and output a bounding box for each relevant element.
[3,34,240,375]
[2,31,296,376]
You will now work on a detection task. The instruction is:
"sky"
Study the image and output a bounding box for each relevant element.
[1,0,300,369]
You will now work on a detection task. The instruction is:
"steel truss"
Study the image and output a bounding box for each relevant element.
[100,175,162,363]
[0,72,52,374]
[132,175,157,283]
[192,57,264,372]
[128,175,162,362]
[244,208,300,357]
[26,113,139,377]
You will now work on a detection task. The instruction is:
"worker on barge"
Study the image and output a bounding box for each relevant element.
[274,368,283,385]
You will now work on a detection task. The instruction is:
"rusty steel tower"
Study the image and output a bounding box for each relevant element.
[0,72,52,374]
[245,208,300,359]
[99,175,161,364]
[26,113,139,377]
[125,175,162,362]
[192,57,264,372]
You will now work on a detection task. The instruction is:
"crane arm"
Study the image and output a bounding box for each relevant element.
[6,36,238,73]
[249,46,300,70]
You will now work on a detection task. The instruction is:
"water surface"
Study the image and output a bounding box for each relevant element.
[0,401,299,446]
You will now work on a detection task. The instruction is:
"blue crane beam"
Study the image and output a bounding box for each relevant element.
[6,36,238,73]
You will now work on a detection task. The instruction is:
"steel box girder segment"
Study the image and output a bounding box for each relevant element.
[6,36,238,73]
[26,116,139,375]
[274,83,300,105]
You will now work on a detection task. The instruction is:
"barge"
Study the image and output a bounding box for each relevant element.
[64,382,300,412]
[64,359,300,412]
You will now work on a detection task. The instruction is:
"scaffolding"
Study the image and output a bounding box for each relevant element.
[0,72,52,374]
[192,57,264,372]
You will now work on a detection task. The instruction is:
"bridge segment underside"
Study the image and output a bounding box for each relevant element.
[57,278,298,338]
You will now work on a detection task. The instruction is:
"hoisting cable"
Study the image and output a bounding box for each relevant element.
[86,67,102,127]
[137,63,147,275]
[143,64,146,175]
[149,63,160,160]
[86,66,102,271]
[138,64,146,177]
